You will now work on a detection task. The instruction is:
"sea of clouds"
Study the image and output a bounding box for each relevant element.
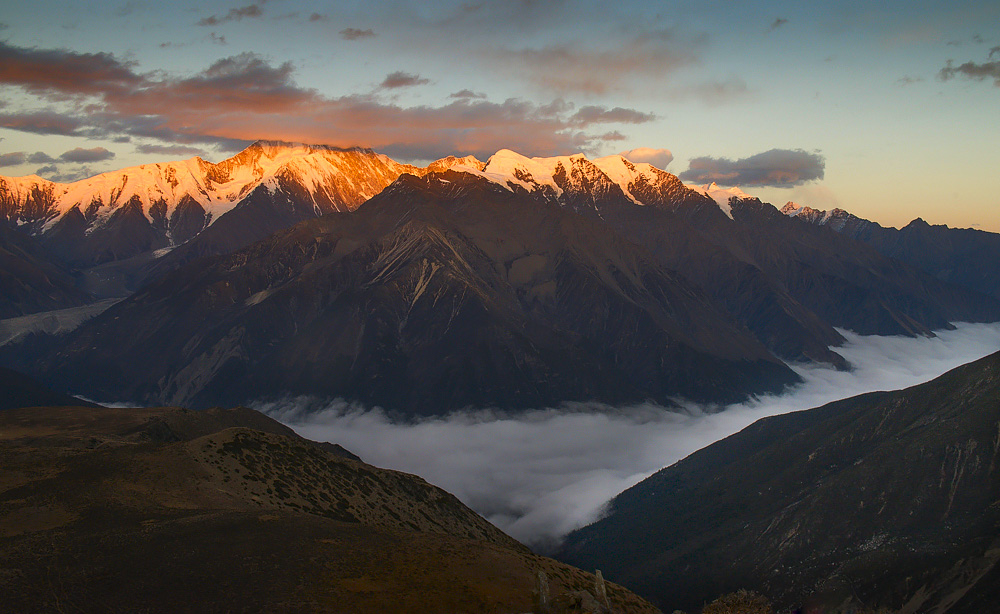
[258,322,1000,550]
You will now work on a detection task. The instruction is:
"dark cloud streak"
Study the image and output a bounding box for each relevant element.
[197,3,264,26]
[379,71,430,89]
[939,59,1000,86]
[596,131,626,142]
[28,151,56,163]
[0,41,141,97]
[449,89,486,99]
[570,106,655,125]
[0,110,84,136]
[59,146,114,162]
[135,143,207,157]
[340,28,375,40]
[0,152,26,166]
[494,33,700,95]
[680,148,825,187]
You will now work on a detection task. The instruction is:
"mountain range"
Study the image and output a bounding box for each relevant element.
[13,171,796,412]
[783,202,1000,302]
[2,142,999,413]
[557,350,1000,613]
[0,142,459,265]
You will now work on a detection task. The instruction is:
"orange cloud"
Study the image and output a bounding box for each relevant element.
[0,43,658,160]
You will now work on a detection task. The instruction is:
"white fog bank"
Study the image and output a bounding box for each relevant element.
[259,322,1000,549]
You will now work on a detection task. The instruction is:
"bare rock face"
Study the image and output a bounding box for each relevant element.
[533,568,616,614]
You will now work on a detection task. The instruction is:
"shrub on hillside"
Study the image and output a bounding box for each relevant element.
[702,590,773,614]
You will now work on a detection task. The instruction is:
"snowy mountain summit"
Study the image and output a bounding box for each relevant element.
[0,141,478,266]
[456,149,719,216]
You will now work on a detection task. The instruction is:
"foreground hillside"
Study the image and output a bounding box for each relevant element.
[0,405,657,613]
[558,350,1000,614]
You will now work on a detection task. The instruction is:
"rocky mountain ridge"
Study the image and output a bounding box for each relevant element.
[0,141,480,268]
[782,201,1000,302]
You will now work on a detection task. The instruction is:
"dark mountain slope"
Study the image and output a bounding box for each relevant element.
[598,200,850,367]
[0,366,98,410]
[784,204,1000,303]
[141,178,335,283]
[17,171,797,414]
[558,350,1000,613]
[849,218,1000,303]
[0,224,90,318]
[648,196,1000,337]
[0,405,657,613]
[473,153,1000,366]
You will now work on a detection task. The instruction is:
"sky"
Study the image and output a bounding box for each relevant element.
[262,321,1000,550]
[0,0,998,231]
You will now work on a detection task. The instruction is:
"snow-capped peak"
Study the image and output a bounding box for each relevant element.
[0,141,418,243]
[684,183,753,220]
[479,149,593,197]
[425,154,486,174]
[445,148,715,216]
[591,154,665,205]
[781,202,803,216]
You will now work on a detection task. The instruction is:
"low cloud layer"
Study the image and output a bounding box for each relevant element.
[260,322,1000,550]
[680,148,825,187]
